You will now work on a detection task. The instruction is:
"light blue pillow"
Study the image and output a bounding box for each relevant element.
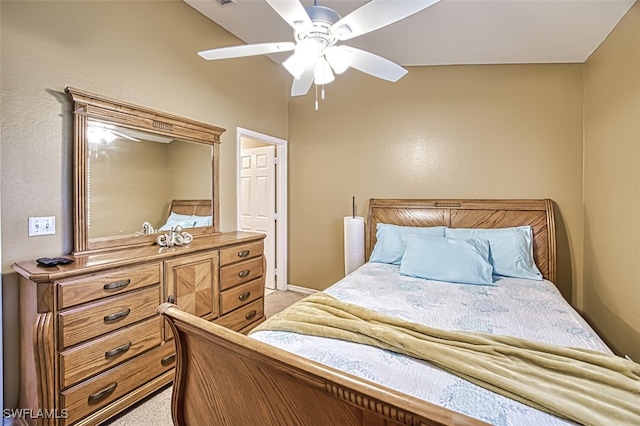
[159,212,193,231]
[370,223,446,265]
[399,236,495,286]
[445,226,542,280]
[190,215,212,227]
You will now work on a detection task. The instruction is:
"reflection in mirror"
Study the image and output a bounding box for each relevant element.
[87,121,213,240]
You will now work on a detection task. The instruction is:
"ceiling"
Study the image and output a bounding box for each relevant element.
[185,0,635,67]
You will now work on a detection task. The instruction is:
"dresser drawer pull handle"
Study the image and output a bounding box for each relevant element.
[88,382,118,404]
[238,270,250,278]
[168,295,175,304]
[237,250,250,258]
[104,342,132,359]
[103,279,130,291]
[103,308,131,324]
[161,354,176,366]
[238,292,251,301]
[245,310,257,320]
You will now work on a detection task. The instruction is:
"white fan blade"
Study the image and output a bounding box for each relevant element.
[332,0,440,41]
[348,47,408,82]
[265,0,313,32]
[198,42,295,60]
[291,67,314,96]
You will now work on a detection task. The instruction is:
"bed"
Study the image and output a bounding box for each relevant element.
[163,199,212,218]
[158,199,638,426]
[158,199,213,233]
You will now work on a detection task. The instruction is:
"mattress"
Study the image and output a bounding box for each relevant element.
[250,262,613,426]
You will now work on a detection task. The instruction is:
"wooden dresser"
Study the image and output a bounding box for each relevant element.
[13,232,265,426]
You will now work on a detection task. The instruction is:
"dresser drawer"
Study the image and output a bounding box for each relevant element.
[215,298,263,331]
[219,241,263,266]
[220,278,263,315]
[59,318,161,389]
[57,263,161,309]
[60,342,175,425]
[220,257,263,291]
[59,285,160,349]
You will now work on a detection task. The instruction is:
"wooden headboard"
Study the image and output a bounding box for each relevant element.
[366,199,556,282]
[165,199,212,219]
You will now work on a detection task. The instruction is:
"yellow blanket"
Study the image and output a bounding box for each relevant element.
[251,292,640,426]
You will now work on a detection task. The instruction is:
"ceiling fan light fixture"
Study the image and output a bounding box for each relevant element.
[283,54,306,79]
[325,46,352,74]
[314,57,335,85]
[295,39,322,63]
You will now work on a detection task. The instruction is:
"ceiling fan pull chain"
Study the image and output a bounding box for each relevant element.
[321,86,326,100]
[315,84,319,111]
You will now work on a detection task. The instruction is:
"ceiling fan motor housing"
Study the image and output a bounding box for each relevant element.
[297,5,343,49]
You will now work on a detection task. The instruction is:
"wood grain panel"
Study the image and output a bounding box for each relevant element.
[58,286,160,349]
[60,342,175,425]
[214,298,263,331]
[220,278,264,315]
[163,199,212,223]
[57,263,161,309]
[220,257,263,290]
[219,241,264,266]
[166,251,218,319]
[59,318,161,389]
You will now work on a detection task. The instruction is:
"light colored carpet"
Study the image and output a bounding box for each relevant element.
[102,290,308,425]
[264,289,307,318]
[100,385,172,426]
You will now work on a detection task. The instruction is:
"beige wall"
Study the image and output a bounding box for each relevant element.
[0,0,289,407]
[168,140,213,206]
[288,64,585,303]
[583,2,640,361]
[89,138,171,237]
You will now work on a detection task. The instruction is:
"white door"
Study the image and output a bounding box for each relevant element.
[240,145,276,289]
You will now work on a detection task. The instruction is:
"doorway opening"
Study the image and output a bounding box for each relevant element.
[236,128,288,291]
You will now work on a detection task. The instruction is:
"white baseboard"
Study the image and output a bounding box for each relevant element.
[285,284,317,295]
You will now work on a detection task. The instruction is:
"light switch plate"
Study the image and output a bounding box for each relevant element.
[29,216,55,236]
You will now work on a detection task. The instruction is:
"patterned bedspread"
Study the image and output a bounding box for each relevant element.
[250,262,613,426]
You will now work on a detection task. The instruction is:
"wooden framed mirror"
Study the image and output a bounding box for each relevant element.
[66,87,226,254]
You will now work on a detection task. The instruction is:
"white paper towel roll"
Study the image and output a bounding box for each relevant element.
[344,216,365,276]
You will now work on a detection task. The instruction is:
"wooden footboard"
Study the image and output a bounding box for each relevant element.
[158,303,487,426]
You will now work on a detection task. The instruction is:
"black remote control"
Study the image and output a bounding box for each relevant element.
[36,257,75,267]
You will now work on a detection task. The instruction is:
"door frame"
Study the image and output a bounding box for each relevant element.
[236,127,288,291]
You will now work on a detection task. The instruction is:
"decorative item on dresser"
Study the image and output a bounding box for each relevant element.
[13,88,267,426]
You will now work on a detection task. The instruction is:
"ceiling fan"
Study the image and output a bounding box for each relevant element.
[198,0,440,106]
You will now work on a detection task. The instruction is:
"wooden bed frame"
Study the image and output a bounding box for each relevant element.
[164,199,212,218]
[158,199,556,426]
[163,199,214,237]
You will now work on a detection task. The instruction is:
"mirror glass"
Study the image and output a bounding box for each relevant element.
[86,120,213,240]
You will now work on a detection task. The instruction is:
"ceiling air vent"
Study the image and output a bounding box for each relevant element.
[216,0,237,6]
